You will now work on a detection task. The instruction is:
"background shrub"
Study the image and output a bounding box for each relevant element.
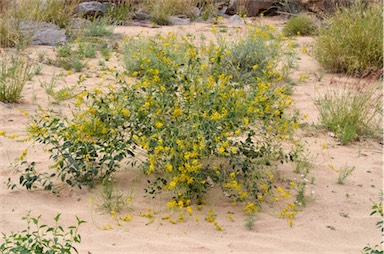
[283,13,319,36]
[314,2,383,77]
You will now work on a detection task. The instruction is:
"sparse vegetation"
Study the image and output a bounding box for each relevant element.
[95,178,131,214]
[317,83,383,144]
[362,191,383,254]
[0,52,35,103]
[337,165,355,184]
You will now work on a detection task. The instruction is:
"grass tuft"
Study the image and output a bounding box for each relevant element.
[0,53,35,103]
[283,13,319,36]
[315,2,383,77]
[317,83,383,145]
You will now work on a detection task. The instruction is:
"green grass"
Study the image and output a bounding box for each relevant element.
[317,83,383,145]
[283,13,319,36]
[0,53,35,103]
[315,2,383,77]
[84,18,114,37]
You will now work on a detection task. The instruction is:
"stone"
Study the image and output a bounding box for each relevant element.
[225,0,275,16]
[74,1,107,18]
[247,0,274,16]
[191,7,202,18]
[134,9,150,21]
[20,20,66,46]
[228,14,245,26]
[167,16,191,26]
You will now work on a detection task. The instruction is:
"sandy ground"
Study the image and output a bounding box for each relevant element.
[0,17,382,253]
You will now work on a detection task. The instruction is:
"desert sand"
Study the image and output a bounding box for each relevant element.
[0,17,382,253]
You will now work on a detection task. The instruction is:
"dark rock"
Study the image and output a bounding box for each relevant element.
[226,0,275,16]
[167,16,191,26]
[134,9,150,21]
[20,20,66,46]
[228,14,245,26]
[74,1,107,18]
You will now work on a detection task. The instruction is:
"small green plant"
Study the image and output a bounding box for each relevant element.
[244,214,257,230]
[0,52,35,103]
[96,178,131,214]
[337,165,355,184]
[76,42,97,59]
[0,212,85,254]
[84,18,114,37]
[315,2,383,77]
[317,83,383,145]
[293,153,314,207]
[362,191,383,254]
[283,13,319,36]
[55,56,85,72]
[100,46,112,61]
[40,74,78,103]
[54,42,98,71]
[57,44,72,58]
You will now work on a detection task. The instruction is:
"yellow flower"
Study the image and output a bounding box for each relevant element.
[155,121,163,128]
[187,206,193,216]
[165,163,173,172]
[120,215,133,222]
[169,181,177,189]
[173,107,182,116]
[121,109,130,116]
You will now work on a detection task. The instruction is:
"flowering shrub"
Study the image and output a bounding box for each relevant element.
[12,25,303,224]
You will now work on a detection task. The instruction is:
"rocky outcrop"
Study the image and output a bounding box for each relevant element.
[20,20,66,46]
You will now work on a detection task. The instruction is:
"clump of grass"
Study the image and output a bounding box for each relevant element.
[11,0,79,29]
[283,13,319,36]
[40,74,78,103]
[53,42,97,71]
[216,25,295,84]
[317,83,383,145]
[84,18,114,37]
[244,214,257,230]
[142,0,194,25]
[96,178,130,214]
[315,2,383,77]
[337,165,355,184]
[105,0,136,25]
[0,53,35,103]
[0,15,24,48]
